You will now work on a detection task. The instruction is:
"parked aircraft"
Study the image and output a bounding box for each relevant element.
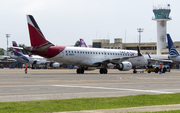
[80,38,172,68]
[167,34,180,63]
[24,15,148,74]
[12,41,60,68]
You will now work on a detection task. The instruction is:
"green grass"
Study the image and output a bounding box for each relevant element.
[0,93,180,113]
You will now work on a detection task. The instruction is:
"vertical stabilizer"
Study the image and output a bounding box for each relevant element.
[167,34,179,56]
[12,41,22,56]
[27,15,54,51]
[80,38,87,47]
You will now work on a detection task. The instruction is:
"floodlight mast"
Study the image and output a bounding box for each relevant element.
[5,34,10,56]
[137,28,143,50]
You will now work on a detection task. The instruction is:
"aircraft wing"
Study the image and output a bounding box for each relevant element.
[147,53,172,63]
[147,59,172,63]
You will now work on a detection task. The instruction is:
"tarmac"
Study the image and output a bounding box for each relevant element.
[0,68,180,112]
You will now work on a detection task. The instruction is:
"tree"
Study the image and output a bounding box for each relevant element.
[74,40,80,47]
[0,48,4,55]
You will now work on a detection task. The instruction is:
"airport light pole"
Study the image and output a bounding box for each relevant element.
[137,28,143,50]
[5,34,10,56]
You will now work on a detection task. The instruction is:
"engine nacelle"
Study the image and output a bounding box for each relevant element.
[116,61,132,71]
[50,62,60,68]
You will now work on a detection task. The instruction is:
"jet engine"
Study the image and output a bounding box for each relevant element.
[49,62,60,68]
[116,61,132,71]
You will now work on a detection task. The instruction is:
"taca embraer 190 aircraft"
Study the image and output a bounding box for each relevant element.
[24,15,148,74]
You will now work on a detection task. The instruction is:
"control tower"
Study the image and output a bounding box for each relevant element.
[152,4,171,55]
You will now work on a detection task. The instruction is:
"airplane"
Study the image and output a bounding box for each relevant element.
[11,41,61,69]
[167,34,180,63]
[80,38,172,71]
[24,15,148,74]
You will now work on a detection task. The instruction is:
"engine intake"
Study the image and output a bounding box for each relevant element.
[116,61,132,71]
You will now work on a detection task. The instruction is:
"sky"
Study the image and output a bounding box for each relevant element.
[0,0,179,49]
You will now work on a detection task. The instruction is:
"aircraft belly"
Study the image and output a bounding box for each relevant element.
[128,57,141,66]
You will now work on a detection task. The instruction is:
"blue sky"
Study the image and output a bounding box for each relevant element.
[0,0,178,49]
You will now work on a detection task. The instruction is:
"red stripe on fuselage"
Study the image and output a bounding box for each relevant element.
[32,46,66,58]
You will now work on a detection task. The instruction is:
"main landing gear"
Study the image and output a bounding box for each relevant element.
[99,68,108,74]
[133,67,137,74]
[76,68,84,74]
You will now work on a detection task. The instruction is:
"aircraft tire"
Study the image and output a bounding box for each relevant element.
[103,69,107,74]
[100,68,104,74]
[77,69,81,74]
[80,69,84,74]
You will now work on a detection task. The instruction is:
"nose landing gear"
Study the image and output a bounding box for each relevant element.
[99,68,108,74]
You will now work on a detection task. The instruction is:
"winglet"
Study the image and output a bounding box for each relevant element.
[147,53,151,59]
[137,46,142,56]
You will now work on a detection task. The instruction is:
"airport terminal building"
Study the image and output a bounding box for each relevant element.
[91,38,180,55]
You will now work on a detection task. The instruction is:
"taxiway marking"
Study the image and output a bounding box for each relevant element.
[52,85,174,94]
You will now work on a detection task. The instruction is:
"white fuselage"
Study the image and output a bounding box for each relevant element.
[12,55,49,64]
[144,54,180,64]
[144,54,169,60]
[49,47,148,67]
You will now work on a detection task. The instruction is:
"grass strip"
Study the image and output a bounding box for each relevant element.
[0,93,180,113]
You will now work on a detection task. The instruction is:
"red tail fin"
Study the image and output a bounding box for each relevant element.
[27,15,54,51]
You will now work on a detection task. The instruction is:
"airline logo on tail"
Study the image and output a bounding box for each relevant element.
[27,15,54,51]
[167,34,179,56]
[12,41,29,62]
[80,39,87,47]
